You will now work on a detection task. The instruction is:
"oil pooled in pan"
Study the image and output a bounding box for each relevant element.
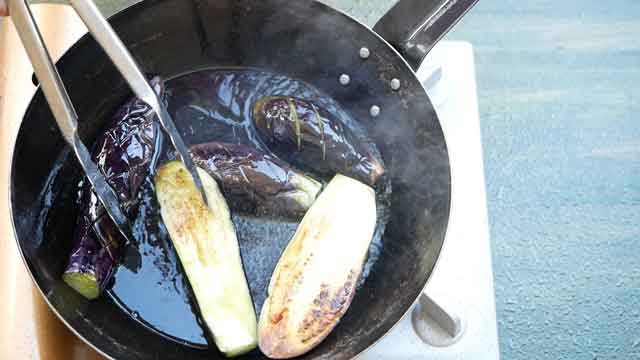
[62,68,391,348]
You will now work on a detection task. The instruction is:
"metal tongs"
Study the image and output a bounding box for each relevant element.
[9,0,210,242]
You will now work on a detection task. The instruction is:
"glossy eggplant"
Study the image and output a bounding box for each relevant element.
[62,77,164,300]
[190,142,322,218]
[252,96,385,185]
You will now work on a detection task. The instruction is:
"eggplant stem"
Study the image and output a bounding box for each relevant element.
[312,104,326,161]
[287,99,302,151]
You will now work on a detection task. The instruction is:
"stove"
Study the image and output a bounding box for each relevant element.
[362,41,500,360]
[0,7,498,357]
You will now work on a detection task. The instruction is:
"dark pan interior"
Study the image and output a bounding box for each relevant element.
[10,0,451,359]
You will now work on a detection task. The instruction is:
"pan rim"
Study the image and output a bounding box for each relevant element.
[321,4,453,359]
[7,1,453,359]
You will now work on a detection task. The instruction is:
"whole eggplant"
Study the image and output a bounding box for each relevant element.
[252,96,385,186]
[190,142,322,219]
[62,77,164,300]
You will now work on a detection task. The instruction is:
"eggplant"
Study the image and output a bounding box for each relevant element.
[62,77,164,300]
[258,175,377,359]
[155,161,258,357]
[190,142,322,218]
[252,96,385,185]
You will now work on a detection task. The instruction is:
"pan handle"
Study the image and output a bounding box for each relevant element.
[373,0,479,71]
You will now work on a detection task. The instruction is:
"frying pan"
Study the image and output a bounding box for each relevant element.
[9,0,476,358]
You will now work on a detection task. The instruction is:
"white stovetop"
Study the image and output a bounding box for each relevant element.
[362,41,500,360]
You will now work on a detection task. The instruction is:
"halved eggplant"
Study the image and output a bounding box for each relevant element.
[252,96,385,186]
[63,76,165,299]
[155,161,257,357]
[258,174,377,359]
[190,142,322,219]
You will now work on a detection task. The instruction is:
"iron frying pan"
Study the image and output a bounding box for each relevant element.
[9,0,476,358]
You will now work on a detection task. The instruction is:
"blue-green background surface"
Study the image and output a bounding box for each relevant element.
[96,1,640,358]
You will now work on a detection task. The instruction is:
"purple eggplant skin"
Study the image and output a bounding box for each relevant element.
[190,142,322,219]
[252,96,385,186]
[62,77,165,300]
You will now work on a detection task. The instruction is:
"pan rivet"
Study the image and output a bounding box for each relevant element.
[370,105,381,117]
[359,47,370,59]
[339,74,351,86]
[391,78,401,91]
